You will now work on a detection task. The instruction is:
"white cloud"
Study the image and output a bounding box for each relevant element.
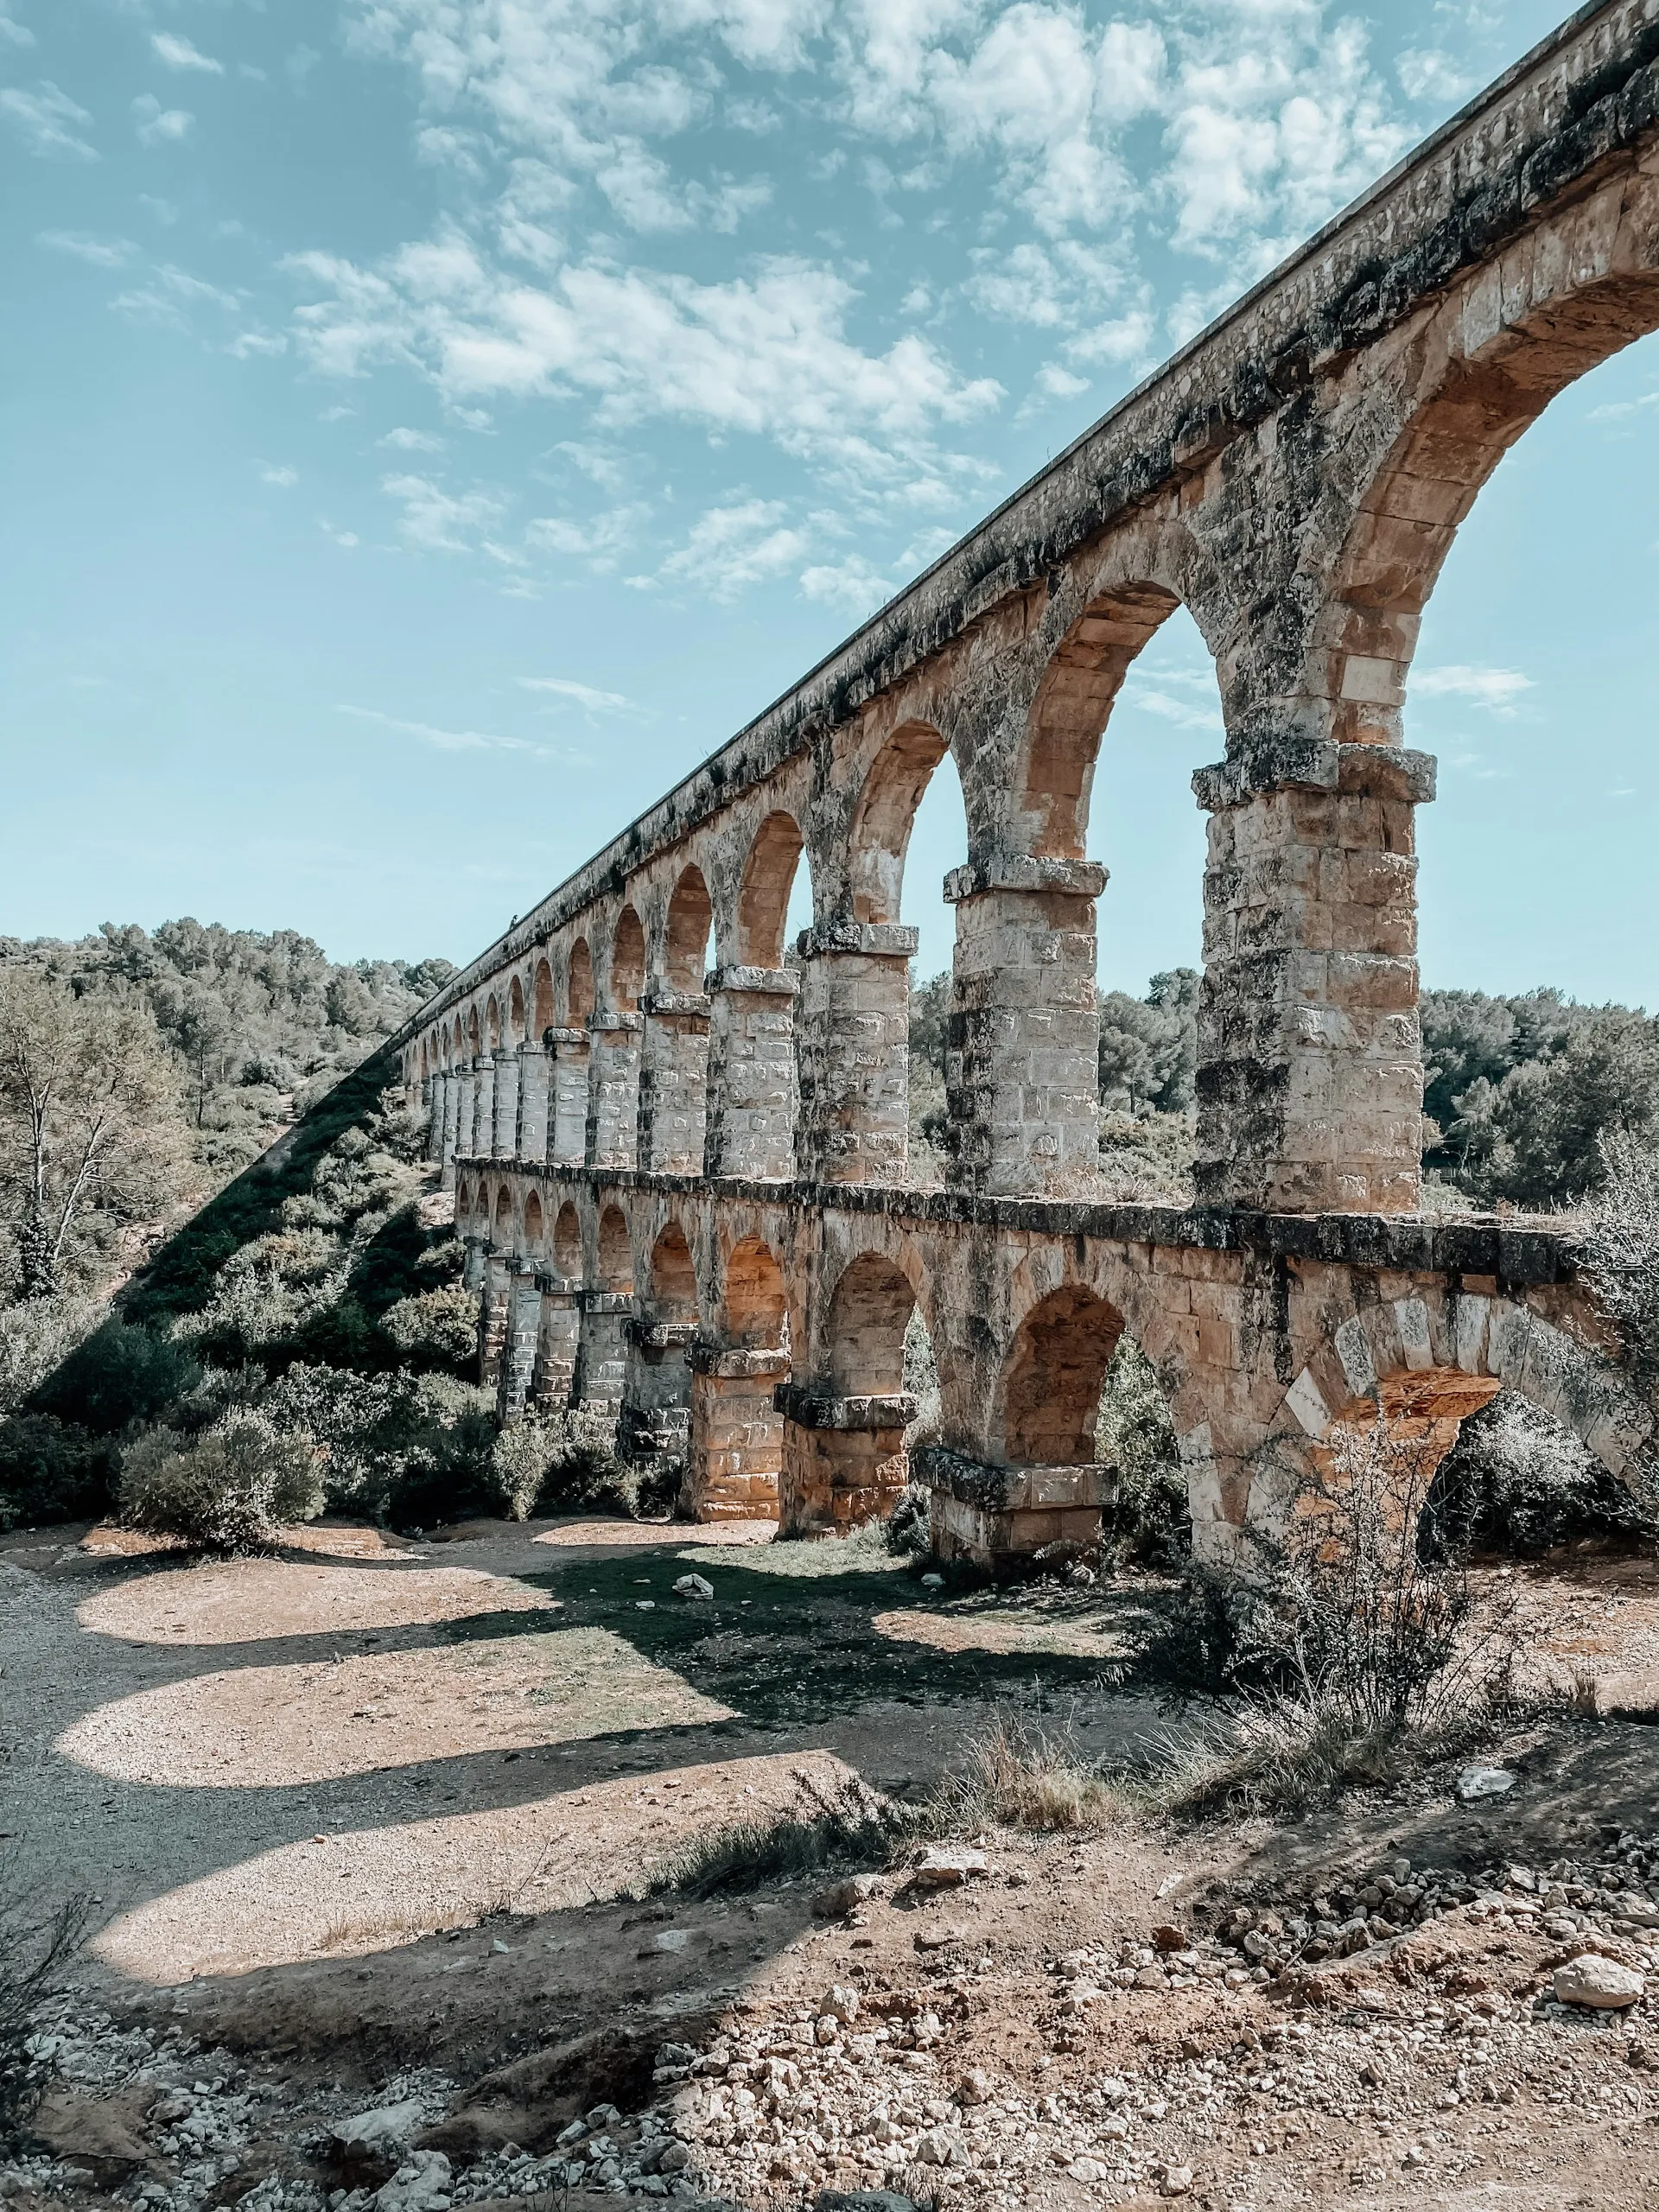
[799,555,893,613]
[152,32,223,75]
[1032,363,1087,400]
[1396,49,1471,105]
[379,470,507,553]
[1125,687,1222,732]
[337,703,533,752]
[132,94,194,147]
[378,425,446,451]
[37,228,137,266]
[259,463,298,487]
[1588,390,1659,424]
[320,519,360,548]
[1,81,96,161]
[1412,664,1535,715]
[526,502,651,569]
[228,327,289,358]
[656,498,810,596]
[0,8,35,48]
[111,264,240,328]
[518,676,635,710]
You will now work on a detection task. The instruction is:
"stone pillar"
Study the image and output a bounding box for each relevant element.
[918,1446,1112,1574]
[547,1030,593,1166]
[493,1046,521,1160]
[587,1013,645,1170]
[777,1384,914,1536]
[480,1247,512,1390]
[454,1065,477,1166]
[424,1074,445,1163]
[620,1318,696,1466]
[796,922,918,1185]
[461,1236,487,1294]
[683,1344,787,1522]
[532,1281,580,1412]
[639,988,712,1174]
[703,967,798,1181]
[499,1261,542,1423]
[517,1042,550,1164]
[472,1055,497,1160]
[572,1289,632,1444]
[1192,741,1432,1213]
[441,1074,462,1188]
[943,856,1104,1196]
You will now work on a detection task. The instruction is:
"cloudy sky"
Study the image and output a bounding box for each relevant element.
[3,0,1656,1001]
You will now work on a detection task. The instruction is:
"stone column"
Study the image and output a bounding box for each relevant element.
[454,1065,477,1166]
[918,1445,1112,1574]
[499,1260,542,1422]
[639,988,712,1174]
[796,922,918,1185]
[777,1384,914,1536]
[493,1046,521,1160]
[943,855,1104,1196]
[461,1236,487,1294]
[572,1289,632,1446]
[424,1074,445,1163]
[620,1318,696,1466]
[472,1055,497,1160]
[441,1073,462,1188]
[517,1042,550,1164]
[683,1344,787,1522]
[1192,741,1432,1213]
[546,1030,593,1166]
[532,1280,580,1412]
[703,967,799,1181]
[587,1013,644,1170]
[480,1247,512,1390]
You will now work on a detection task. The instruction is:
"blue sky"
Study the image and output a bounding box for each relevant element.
[3,0,1656,1004]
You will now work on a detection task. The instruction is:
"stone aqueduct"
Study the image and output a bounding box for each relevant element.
[391,0,1659,1567]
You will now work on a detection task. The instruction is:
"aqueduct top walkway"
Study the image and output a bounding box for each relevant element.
[391,0,1659,1565]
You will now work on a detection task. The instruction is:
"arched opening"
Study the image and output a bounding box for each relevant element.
[737,811,804,969]
[999,1285,1124,1465]
[509,975,526,1039]
[824,1252,915,1395]
[493,1184,512,1243]
[849,722,948,926]
[567,939,594,1024]
[533,957,555,1038]
[486,995,501,1052]
[1024,582,1183,861]
[523,1188,544,1251]
[664,865,714,991]
[612,906,645,1011]
[597,1204,633,1295]
[725,1233,786,1348]
[456,1175,473,1228]
[440,1023,450,1068]
[648,1221,698,1320]
[467,1006,480,1055]
[419,1039,429,1083]
[552,1199,582,1280]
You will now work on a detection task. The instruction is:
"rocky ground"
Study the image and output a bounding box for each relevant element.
[4,1520,1659,2210]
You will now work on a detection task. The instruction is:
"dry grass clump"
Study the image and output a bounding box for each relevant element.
[0,1878,92,2145]
[645,1776,909,1902]
[929,1711,1135,1835]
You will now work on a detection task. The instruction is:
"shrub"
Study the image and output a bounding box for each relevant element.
[646,1776,906,1901]
[0,1879,92,2146]
[0,1297,103,1419]
[486,1413,679,1523]
[379,1286,478,1373]
[118,1410,323,1551]
[930,1711,1128,1833]
[0,1414,111,1530]
[259,1361,496,1524]
[30,1317,200,1435]
[1424,1392,1656,1558]
[1096,1337,1187,1564]
[882,1482,931,1557]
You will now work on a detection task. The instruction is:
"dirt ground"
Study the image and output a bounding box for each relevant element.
[4,1517,1659,2212]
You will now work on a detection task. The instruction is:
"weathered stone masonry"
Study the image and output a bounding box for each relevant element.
[395,0,1659,1563]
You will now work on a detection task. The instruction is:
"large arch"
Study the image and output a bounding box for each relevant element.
[467,1005,480,1055]
[648,1220,698,1320]
[552,1199,582,1281]
[493,1183,513,1244]
[485,995,501,1052]
[611,906,645,1011]
[597,1204,633,1295]
[995,1284,1125,1465]
[848,721,950,925]
[736,811,805,968]
[724,1232,787,1347]
[508,975,526,1040]
[822,1251,916,1395]
[567,939,595,1024]
[532,957,555,1038]
[522,1187,544,1253]
[664,865,714,990]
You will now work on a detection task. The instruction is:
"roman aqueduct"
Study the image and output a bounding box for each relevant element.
[393,0,1659,1567]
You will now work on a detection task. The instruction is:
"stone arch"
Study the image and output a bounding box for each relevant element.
[523,1187,544,1252]
[455,1174,473,1228]
[467,1005,480,1055]
[597,1204,633,1295]
[1320,228,1659,743]
[552,1199,582,1280]
[533,957,555,1038]
[611,906,645,1011]
[724,1232,787,1348]
[664,865,714,990]
[822,1251,916,1395]
[735,811,805,968]
[486,995,501,1052]
[509,974,526,1040]
[493,1183,512,1243]
[995,1284,1125,1465]
[419,1038,429,1084]
[568,939,594,1024]
[649,1220,698,1321]
[848,721,950,925]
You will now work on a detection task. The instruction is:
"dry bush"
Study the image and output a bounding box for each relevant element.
[645,1775,906,1900]
[0,1878,92,2146]
[930,1711,1131,1834]
[118,1408,323,1551]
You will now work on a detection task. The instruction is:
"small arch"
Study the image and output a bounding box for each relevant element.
[612,906,645,1011]
[456,1175,473,1224]
[493,1184,512,1241]
[486,995,502,1052]
[824,1252,916,1395]
[598,1204,633,1294]
[419,1039,429,1083]
[533,957,555,1038]
[552,1200,582,1280]
[849,722,950,925]
[523,1188,544,1251]
[568,939,594,1024]
[1024,583,1183,859]
[999,1284,1125,1464]
[725,1233,786,1348]
[440,1023,450,1067]
[737,811,804,968]
[664,865,714,991]
[509,974,526,1039]
[467,1005,480,1055]
[649,1221,698,1321]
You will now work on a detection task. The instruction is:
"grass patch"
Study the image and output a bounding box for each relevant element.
[645,1776,912,1901]
[929,1710,1135,1834]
